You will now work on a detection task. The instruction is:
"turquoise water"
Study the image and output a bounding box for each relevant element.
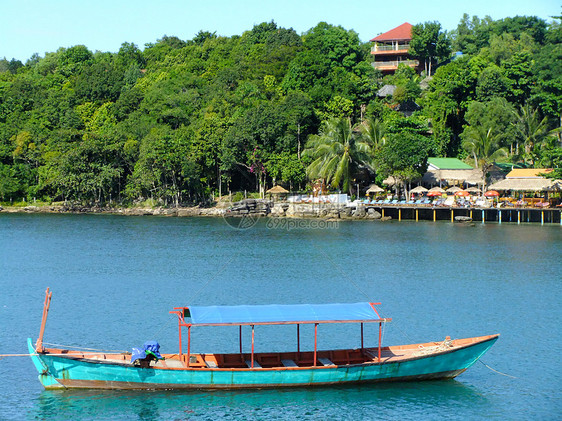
[1,214,560,420]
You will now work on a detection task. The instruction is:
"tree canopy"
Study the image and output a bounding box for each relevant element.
[0,12,560,205]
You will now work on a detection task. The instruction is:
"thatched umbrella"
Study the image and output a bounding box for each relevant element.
[266,185,289,201]
[382,176,400,186]
[446,186,461,193]
[266,185,289,194]
[410,186,428,194]
[366,184,384,194]
[466,186,481,194]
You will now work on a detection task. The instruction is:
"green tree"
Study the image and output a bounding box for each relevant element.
[461,127,507,189]
[304,118,372,195]
[512,103,551,166]
[374,130,435,198]
[463,98,517,153]
[410,21,451,76]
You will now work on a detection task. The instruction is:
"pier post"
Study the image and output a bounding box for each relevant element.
[433,209,436,222]
[398,208,401,221]
[518,211,520,224]
[416,209,419,222]
[560,211,562,226]
[470,209,473,220]
[541,211,544,225]
[450,209,453,223]
[499,210,502,224]
[382,208,384,218]
[482,210,485,224]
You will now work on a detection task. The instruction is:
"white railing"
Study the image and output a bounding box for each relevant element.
[371,44,410,53]
[372,60,419,69]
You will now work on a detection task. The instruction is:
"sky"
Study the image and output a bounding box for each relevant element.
[2,0,560,62]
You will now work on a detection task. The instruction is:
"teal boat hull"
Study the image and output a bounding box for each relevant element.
[28,336,498,390]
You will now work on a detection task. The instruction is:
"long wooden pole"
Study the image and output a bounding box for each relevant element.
[36,287,52,351]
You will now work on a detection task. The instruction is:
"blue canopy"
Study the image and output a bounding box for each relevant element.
[186,302,382,326]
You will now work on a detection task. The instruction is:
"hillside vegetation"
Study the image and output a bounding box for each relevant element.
[1,14,561,205]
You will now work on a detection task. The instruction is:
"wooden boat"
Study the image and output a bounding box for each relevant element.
[29,288,499,390]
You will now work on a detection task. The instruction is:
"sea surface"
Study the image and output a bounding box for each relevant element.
[0,213,560,420]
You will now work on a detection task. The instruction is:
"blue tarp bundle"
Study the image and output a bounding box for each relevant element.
[187,302,379,325]
[131,341,163,363]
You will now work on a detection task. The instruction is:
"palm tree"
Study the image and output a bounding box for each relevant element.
[359,117,386,151]
[462,127,508,191]
[512,104,550,166]
[304,118,372,195]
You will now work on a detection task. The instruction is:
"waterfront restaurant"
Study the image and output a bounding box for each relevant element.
[488,169,560,207]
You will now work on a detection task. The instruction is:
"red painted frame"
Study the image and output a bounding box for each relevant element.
[170,303,391,367]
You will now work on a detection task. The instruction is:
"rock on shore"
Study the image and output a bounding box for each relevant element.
[0,201,387,220]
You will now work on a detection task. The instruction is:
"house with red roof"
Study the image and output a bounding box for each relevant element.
[370,22,420,74]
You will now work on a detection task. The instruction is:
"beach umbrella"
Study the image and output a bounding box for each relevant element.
[428,187,445,193]
[455,190,469,196]
[484,190,500,197]
[446,186,461,193]
[466,187,481,194]
[427,191,443,197]
[410,186,428,194]
[366,184,384,194]
[266,185,289,194]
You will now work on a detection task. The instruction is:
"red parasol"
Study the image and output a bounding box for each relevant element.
[455,190,470,196]
[427,191,443,197]
[484,190,500,197]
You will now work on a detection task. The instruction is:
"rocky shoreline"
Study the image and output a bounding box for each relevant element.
[0,200,387,221]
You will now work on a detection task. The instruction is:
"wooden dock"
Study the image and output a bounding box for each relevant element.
[365,204,562,225]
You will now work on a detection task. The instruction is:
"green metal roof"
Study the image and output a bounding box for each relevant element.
[428,158,473,170]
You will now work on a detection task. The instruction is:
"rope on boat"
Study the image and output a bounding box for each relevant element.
[479,360,517,379]
[0,352,126,357]
[42,342,127,353]
[412,338,455,357]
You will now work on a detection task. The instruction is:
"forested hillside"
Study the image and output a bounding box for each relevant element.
[1,14,561,205]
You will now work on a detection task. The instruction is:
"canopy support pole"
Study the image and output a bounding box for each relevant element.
[313,323,318,367]
[178,322,183,361]
[297,324,300,358]
[361,323,364,349]
[378,322,382,363]
[251,325,255,368]
[187,326,191,367]
[36,287,52,352]
[239,325,242,354]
